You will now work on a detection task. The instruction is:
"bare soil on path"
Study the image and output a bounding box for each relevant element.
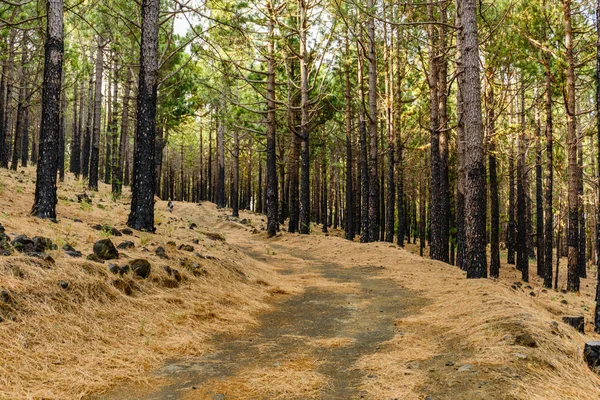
[97,234,427,400]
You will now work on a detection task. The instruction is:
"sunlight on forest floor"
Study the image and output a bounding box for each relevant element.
[1,167,600,399]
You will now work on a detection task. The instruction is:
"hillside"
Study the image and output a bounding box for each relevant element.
[1,168,600,399]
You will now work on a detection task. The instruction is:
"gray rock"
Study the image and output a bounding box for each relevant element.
[26,252,55,264]
[515,333,537,348]
[11,235,35,252]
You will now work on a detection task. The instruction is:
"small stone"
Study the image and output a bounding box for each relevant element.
[93,239,119,260]
[130,259,151,279]
[65,250,82,258]
[529,291,536,297]
[117,241,135,250]
[515,333,537,348]
[515,353,527,360]
[189,223,198,229]
[74,219,83,223]
[178,244,194,252]
[445,361,454,366]
[26,252,55,264]
[122,228,133,235]
[11,235,35,253]
[86,254,105,264]
[191,239,199,244]
[155,246,169,259]
[58,280,69,289]
[32,236,54,252]
[457,364,473,372]
[213,395,226,400]
[1,290,11,303]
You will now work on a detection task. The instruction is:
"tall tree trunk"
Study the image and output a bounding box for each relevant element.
[88,41,103,191]
[517,85,529,281]
[11,36,26,172]
[115,68,131,196]
[298,0,310,235]
[536,101,545,277]
[428,3,442,258]
[544,51,554,289]
[110,61,119,196]
[82,75,92,179]
[578,122,587,278]
[104,61,112,184]
[563,0,580,292]
[455,3,466,269]
[216,120,225,208]
[592,0,600,333]
[344,35,354,241]
[127,0,159,232]
[358,32,369,243]
[2,30,16,168]
[367,1,380,243]
[32,0,63,219]
[232,128,239,217]
[266,0,279,236]
[384,21,395,244]
[508,140,516,264]
[70,77,80,176]
[487,79,500,278]
[457,0,487,278]
[58,89,66,181]
[20,86,29,168]
[438,5,450,261]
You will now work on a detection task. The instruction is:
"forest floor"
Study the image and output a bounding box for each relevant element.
[1,168,600,399]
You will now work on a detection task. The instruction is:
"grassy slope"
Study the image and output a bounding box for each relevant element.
[1,167,600,399]
[0,167,297,399]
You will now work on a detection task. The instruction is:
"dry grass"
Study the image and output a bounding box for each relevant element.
[186,356,330,400]
[0,167,298,400]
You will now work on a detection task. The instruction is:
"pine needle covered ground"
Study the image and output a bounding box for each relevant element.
[1,168,600,399]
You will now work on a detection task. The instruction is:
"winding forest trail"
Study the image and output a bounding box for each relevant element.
[96,208,526,400]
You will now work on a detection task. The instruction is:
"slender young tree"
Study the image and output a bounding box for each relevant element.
[127,0,159,232]
[266,0,279,237]
[544,51,554,289]
[563,0,580,292]
[32,0,64,220]
[88,41,104,191]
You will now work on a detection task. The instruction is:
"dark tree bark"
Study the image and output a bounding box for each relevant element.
[20,86,29,168]
[428,3,442,259]
[595,0,600,331]
[578,130,586,278]
[457,0,487,278]
[70,78,80,176]
[536,103,545,277]
[88,41,104,191]
[298,1,310,235]
[455,3,466,270]
[216,120,225,208]
[517,86,529,282]
[266,2,279,236]
[358,36,369,243]
[487,80,500,278]
[58,90,66,181]
[2,31,16,168]
[367,2,380,243]
[563,0,580,292]
[82,75,92,179]
[321,160,328,233]
[438,5,450,262]
[508,141,516,265]
[544,52,554,289]
[11,36,27,172]
[115,68,131,196]
[110,61,119,197]
[32,0,63,220]
[104,63,113,185]
[344,36,354,241]
[232,128,239,217]
[127,0,159,232]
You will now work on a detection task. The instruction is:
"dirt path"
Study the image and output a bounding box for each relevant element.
[96,235,426,400]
